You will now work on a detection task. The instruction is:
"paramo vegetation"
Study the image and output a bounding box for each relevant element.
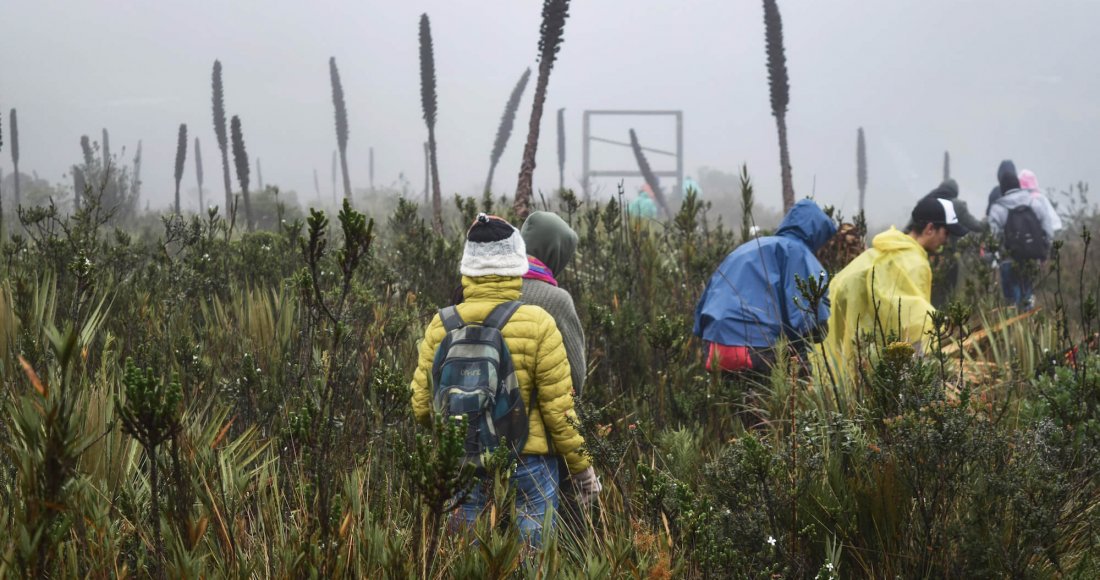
[3,0,1100,577]
[0,178,1098,577]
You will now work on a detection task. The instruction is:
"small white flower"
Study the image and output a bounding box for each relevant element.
[255,367,261,373]
[826,563,834,571]
[767,535,776,547]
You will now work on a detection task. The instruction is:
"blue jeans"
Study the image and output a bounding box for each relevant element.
[453,454,559,545]
[1000,260,1034,309]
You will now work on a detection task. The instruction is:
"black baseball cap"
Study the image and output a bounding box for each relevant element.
[911,197,969,237]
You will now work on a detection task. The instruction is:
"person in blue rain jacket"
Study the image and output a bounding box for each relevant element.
[694,199,837,376]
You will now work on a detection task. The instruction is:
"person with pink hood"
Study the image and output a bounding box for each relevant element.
[987,162,1063,310]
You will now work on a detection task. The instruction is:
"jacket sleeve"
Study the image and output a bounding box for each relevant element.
[954,200,985,233]
[533,314,590,474]
[1035,195,1064,240]
[784,248,830,342]
[410,314,444,427]
[988,204,1007,240]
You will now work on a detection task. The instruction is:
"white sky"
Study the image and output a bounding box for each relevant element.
[2,0,1099,224]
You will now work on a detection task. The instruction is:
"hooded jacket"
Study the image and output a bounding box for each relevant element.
[822,227,933,368]
[988,168,1063,245]
[923,179,984,233]
[410,275,590,474]
[694,199,836,349]
[985,160,1020,217]
[520,211,587,396]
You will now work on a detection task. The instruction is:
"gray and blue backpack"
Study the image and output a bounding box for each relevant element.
[431,301,529,471]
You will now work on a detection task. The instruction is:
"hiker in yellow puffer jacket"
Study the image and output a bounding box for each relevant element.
[409,213,600,544]
[821,197,968,376]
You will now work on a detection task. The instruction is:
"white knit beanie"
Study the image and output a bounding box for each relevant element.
[460,213,530,277]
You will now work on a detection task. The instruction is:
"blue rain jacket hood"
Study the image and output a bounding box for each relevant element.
[694,200,836,349]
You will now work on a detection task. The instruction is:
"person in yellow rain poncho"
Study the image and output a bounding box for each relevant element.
[819,197,968,378]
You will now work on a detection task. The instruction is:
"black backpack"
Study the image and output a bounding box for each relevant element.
[430,301,529,472]
[1003,204,1050,261]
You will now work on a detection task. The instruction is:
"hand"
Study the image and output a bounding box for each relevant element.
[571,466,602,506]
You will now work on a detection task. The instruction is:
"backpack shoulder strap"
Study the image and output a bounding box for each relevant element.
[439,306,466,332]
[482,301,523,331]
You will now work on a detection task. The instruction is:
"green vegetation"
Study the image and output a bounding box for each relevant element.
[0,179,1097,577]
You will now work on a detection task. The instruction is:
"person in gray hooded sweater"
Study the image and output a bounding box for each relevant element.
[988,161,1063,310]
[520,211,586,398]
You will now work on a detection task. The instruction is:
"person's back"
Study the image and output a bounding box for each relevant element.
[627,187,659,219]
[825,227,932,366]
[694,199,836,372]
[409,214,600,544]
[519,211,586,397]
[988,174,1061,250]
[822,197,965,373]
[987,166,1062,309]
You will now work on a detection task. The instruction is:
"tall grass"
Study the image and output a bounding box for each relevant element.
[0,180,1098,577]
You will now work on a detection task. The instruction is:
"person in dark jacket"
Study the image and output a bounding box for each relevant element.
[925,179,984,232]
[923,179,985,307]
[694,199,837,379]
[985,159,1019,217]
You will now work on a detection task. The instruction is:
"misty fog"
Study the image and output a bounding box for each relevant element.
[2,0,1098,226]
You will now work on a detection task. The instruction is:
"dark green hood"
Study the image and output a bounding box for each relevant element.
[520,211,578,276]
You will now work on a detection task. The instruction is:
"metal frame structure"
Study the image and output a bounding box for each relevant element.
[581,109,683,200]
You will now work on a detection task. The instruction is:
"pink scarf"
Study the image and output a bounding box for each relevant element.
[522,256,558,286]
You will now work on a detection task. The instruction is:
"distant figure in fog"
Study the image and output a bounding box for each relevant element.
[987,164,1062,310]
[627,184,659,219]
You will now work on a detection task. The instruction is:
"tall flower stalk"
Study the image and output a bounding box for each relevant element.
[629,129,669,217]
[313,168,321,202]
[857,127,867,214]
[10,108,20,207]
[132,140,143,202]
[102,128,111,172]
[419,14,443,233]
[557,107,566,192]
[212,60,233,213]
[514,0,571,219]
[763,0,794,212]
[195,138,204,211]
[485,68,531,195]
[330,57,352,200]
[230,115,254,230]
[174,124,187,215]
